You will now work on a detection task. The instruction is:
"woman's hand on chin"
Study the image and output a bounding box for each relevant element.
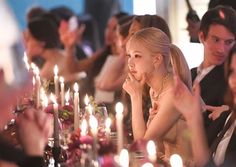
[122,72,146,97]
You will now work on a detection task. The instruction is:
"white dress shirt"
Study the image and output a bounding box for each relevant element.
[213,113,236,166]
[194,65,215,83]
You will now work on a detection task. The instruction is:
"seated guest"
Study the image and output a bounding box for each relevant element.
[60,12,128,98]
[123,27,193,164]
[190,6,236,146]
[50,6,89,60]
[172,44,236,167]
[24,12,73,81]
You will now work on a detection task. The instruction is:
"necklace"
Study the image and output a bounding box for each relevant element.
[151,72,170,101]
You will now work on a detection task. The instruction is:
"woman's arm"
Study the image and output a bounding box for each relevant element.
[145,91,181,140]
[173,75,210,167]
[65,46,106,73]
[59,20,106,73]
[123,73,147,140]
[97,72,127,91]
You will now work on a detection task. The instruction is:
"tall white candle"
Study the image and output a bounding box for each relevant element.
[50,94,59,147]
[60,77,65,106]
[54,65,59,98]
[147,140,157,163]
[115,102,124,154]
[73,83,80,130]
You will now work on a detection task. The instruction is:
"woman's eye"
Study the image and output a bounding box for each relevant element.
[134,54,141,58]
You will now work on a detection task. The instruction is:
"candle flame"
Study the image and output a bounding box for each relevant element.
[32,76,35,86]
[59,76,64,83]
[33,66,40,76]
[115,102,124,114]
[65,89,70,103]
[81,119,87,136]
[30,62,36,71]
[141,163,154,167]
[105,118,112,129]
[89,115,98,130]
[119,149,129,167]
[23,52,30,70]
[84,94,89,105]
[147,140,156,161]
[50,93,57,104]
[73,82,79,92]
[54,65,58,76]
[170,154,183,167]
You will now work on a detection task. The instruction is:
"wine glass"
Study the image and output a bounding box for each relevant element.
[95,106,108,128]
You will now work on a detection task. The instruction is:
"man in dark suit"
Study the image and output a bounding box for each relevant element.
[191,6,236,146]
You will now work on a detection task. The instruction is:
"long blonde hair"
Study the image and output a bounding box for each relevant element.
[127,27,192,89]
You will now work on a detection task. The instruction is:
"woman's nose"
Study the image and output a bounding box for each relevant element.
[128,58,134,68]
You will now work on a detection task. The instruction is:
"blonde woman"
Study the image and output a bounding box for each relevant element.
[123,27,193,164]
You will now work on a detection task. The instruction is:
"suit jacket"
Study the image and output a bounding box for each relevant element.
[191,65,228,145]
[191,65,227,106]
[205,127,236,167]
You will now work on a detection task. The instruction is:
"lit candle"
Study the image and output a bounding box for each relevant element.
[23,52,30,71]
[88,104,93,115]
[170,154,183,167]
[105,117,112,140]
[60,77,65,106]
[84,94,89,113]
[89,115,98,137]
[30,62,36,71]
[65,89,70,105]
[40,88,48,109]
[84,94,89,106]
[119,149,129,167]
[147,140,157,163]
[54,65,59,98]
[50,94,59,147]
[115,102,124,154]
[89,115,99,164]
[141,163,154,167]
[80,119,87,136]
[32,76,36,97]
[35,67,41,109]
[74,82,80,130]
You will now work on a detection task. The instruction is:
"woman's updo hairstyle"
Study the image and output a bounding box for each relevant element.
[28,12,60,49]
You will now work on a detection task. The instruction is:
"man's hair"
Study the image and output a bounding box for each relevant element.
[200,5,236,38]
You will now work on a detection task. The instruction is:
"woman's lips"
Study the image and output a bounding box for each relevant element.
[130,70,137,74]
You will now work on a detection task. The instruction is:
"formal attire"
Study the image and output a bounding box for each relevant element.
[205,111,236,167]
[191,64,228,145]
[149,88,193,165]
